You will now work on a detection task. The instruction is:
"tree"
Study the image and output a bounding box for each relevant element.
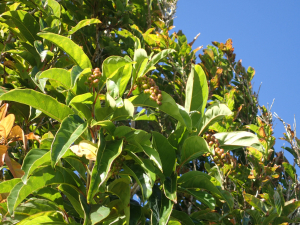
[0,0,299,224]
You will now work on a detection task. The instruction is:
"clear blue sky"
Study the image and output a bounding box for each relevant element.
[174,1,300,171]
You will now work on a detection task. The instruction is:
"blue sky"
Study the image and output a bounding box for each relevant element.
[173,1,300,171]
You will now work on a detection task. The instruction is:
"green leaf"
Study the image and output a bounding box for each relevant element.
[179,187,215,210]
[34,187,64,210]
[144,49,175,74]
[180,136,209,168]
[152,131,176,177]
[274,191,282,215]
[21,149,50,183]
[69,93,94,105]
[143,146,163,173]
[121,164,153,201]
[213,131,262,151]
[191,210,221,222]
[132,48,148,81]
[68,19,101,35]
[90,205,110,225]
[102,56,132,80]
[185,64,208,115]
[107,178,131,225]
[51,115,88,166]
[282,162,296,181]
[0,178,22,193]
[7,166,83,215]
[159,194,174,225]
[64,157,87,181]
[177,171,223,199]
[197,103,232,136]
[0,89,73,122]
[34,40,49,62]
[87,138,123,203]
[163,172,177,203]
[47,0,61,17]
[282,200,300,217]
[130,92,191,131]
[170,209,195,225]
[107,64,132,98]
[112,99,134,121]
[39,68,72,90]
[91,120,116,136]
[244,193,268,214]
[58,184,84,218]
[2,10,40,44]
[38,32,92,69]
[18,211,65,224]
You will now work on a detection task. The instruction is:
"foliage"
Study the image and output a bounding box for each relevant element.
[0,0,299,224]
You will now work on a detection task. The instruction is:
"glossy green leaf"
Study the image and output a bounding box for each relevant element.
[87,138,123,203]
[163,172,177,203]
[51,115,88,166]
[21,149,50,183]
[68,19,101,35]
[152,131,176,177]
[112,99,134,121]
[179,187,215,210]
[107,63,132,98]
[132,48,148,80]
[160,194,174,225]
[244,193,268,214]
[18,211,64,224]
[282,162,296,181]
[64,157,87,181]
[2,10,40,44]
[39,68,72,90]
[107,178,131,225]
[130,92,191,131]
[180,136,209,168]
[185,64,208,115]
[0,89,73,122]
[7,166,83,215]
[213,131,262,151]
[47,0,61,17]
[143,145,163,172]
[38,32,92,69]
[191,210,221,222]
[90,205,110,225]
[91,120,116,136]
[69,93,94,105]
[6,49,37,66]
[170,209,195,225]
[282,200,300,217]
[34,187,64,210]
[121,164,153,201]
[58,184,84,218]
[144,49,175,74]
[102,56,132,80]
[0,178,22,193]
[198,103,232,136]
[34,40,48,62]
[178,171,223,199]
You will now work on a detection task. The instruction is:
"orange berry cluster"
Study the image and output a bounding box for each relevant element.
[136,76,163,105]
[203,133,233,167]
[85,67,102,87]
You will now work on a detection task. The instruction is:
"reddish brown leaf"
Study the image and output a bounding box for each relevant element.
[4,152,24,178]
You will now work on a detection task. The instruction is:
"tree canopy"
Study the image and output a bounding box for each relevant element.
[0,0,299,224]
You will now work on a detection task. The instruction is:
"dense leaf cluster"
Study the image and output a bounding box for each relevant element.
[0,0,299,224]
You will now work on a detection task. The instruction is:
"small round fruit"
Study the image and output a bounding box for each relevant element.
[144,89,150,94]
[156,100,162,105]
[151,92,156,97]
[157,94,162,101]
[219,149,224,154]
[150,95,156,101]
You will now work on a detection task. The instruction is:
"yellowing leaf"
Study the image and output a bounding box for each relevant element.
[0,125,6,144]
[258,126,266,138]
[8,125,24,141]
[0,114,15,138]
[0,103,8,121]
[25,132,41,143]
[4,152,24,178]
[0,145,7,166]
[70,140,97,161]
